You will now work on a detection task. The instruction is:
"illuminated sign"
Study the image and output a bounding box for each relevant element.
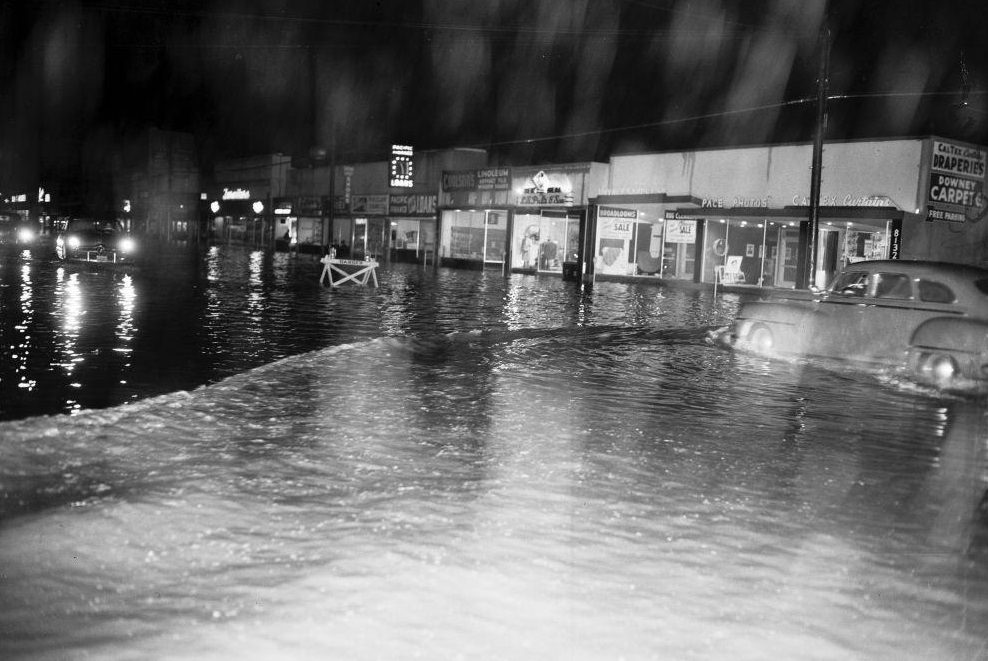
[389,194,437,216]
[927,140,987,223]
[599,206,638,219]
[390,144,414,188]
[222,187,251,200]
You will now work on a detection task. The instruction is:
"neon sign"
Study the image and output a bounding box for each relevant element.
[222,187,251,200]
[390,144,414,188]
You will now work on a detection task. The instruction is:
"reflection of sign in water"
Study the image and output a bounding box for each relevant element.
[665,219,697,243]
[927,140,987,223]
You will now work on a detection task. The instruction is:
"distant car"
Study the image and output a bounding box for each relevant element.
[55,218,137,264]
[0,215,41,250]
[727,260,988,391]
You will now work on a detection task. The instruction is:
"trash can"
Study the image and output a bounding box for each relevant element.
[562,261,580,281]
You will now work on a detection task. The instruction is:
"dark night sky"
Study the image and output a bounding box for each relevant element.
[1,0,986,192]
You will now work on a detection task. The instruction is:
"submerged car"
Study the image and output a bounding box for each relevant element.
[727,260,988,391]
[55,218,137,263]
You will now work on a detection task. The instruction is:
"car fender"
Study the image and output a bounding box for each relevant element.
[910,317,988,354]
[732,300,819,353]
[735,300,817,329]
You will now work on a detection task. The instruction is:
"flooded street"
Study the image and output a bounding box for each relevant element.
[1,247,987,660]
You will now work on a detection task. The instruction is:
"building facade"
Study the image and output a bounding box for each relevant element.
[585,136,987,289]
[207,154,292,248]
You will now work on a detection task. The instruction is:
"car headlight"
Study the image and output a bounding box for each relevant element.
[119,237,136,253]
[68,236,81,249]
[17,227,34,243]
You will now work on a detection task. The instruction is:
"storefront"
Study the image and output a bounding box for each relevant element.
[438,168,512,269]
[589,138,959,289]
[669,205,902,289]
[389,192,437,263]
[208,188,270,248]
[508,165,605,274]
[587,193,701,280]
[342,194,388,260]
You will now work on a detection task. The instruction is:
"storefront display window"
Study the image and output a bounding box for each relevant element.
[594,206,694,280]
[441,210,506,264]
[703,218,785,287]
[512,212,580,272]
[297,217,322,247]
[390,218,437,262]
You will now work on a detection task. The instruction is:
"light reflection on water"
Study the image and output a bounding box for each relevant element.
[0,246,985,660]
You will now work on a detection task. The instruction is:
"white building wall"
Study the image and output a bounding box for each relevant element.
[607,139,925,212]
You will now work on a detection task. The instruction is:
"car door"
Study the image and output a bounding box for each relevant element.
[855,271,961,365]
[812,269,871,358]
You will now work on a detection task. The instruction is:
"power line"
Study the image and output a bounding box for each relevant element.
[465,89,984,149]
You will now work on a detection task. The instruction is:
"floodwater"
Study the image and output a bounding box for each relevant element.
[1,246,986,660]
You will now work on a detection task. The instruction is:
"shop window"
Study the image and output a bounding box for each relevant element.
[443,210,488,262]
[512,212,567,271]
[298,217,321,246]
[917,280,956,303]
[874,273,913,299]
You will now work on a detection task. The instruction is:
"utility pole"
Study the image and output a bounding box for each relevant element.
[803,24,831,290]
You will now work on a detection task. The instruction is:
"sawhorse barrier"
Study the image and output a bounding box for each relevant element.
[319,256,380,287]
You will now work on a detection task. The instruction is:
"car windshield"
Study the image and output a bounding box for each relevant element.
[68,220,120,233]
[975,279,988,296]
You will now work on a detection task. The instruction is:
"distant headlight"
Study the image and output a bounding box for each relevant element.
[17,227,34,243]
[119,237,136,253]
[68,236,81,249]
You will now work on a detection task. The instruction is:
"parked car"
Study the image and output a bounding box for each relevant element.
[55,218,137,263]
[726,260,988,392]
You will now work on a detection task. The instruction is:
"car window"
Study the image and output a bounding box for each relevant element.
[873,273,913,299]
[830,271,869,296]
[917,279,956,303]
[68,220,97,231]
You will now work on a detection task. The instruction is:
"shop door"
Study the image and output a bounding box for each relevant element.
[367,218,387,260]
[535,213,567,273]
[484,211,506,264]
[353,218,367,258]
[775,228,800,288]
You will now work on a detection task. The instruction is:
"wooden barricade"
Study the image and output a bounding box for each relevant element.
[319,256,380,287]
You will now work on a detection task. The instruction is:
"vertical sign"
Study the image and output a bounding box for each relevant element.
[889,218,902,259]
[926,140,986,222]
[390,144,414,188]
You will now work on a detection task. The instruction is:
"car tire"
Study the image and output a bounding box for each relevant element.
[748,324,774,352]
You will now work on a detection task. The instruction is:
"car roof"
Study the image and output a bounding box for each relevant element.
[837,260,988,305]
[841,260,988,280]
